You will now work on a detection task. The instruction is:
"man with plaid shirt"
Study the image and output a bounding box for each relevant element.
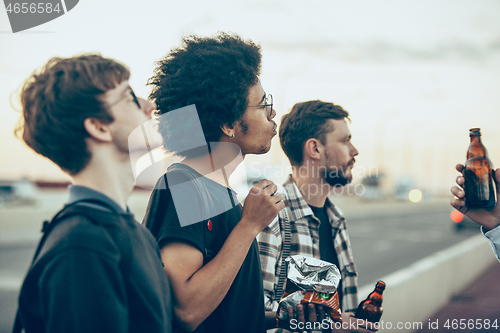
[258,100,373,332]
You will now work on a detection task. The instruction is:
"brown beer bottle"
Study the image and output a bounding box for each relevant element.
[464,128,497,208]
[354,280,385,323]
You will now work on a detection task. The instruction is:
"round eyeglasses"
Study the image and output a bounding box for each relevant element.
[248,94,273,118]
[107,87,141,109]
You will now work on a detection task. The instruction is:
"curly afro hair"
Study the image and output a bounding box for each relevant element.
[148,32,262,157]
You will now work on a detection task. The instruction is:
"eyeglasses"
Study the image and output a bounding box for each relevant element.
[108,87,141,109]
[248,94,273,118]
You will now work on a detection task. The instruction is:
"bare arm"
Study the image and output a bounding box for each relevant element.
[161,222,259,331]
[161,180,284,332]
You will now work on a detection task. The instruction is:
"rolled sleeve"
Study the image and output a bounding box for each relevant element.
[483,225,500,262]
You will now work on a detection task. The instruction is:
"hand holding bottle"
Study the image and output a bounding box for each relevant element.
[461,128,497,208]
[355,281,385,323]
[451,164,500,230]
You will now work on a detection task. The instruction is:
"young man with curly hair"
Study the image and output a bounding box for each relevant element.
[258,100,373,332]
[143,33,284,333]
[14,54,172,333]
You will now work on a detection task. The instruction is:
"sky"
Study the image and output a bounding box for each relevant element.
[1,0,500,195]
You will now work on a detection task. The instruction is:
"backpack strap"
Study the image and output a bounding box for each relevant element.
[274,206,292,303]
[12,200,128,333]
[173,166,217,263]
[143,165,218,264]
[142,174,172,239]
[12,308,23,333]
[12,307,23,333]
[26,199,118,271]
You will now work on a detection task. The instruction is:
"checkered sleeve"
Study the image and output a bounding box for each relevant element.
[257,216,281,311]
[333,218,359,313]
[483,225,500,262]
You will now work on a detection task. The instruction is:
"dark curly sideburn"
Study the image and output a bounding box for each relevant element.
[148,32,262,157]
[279,100,350,166]
[15,54,130,175]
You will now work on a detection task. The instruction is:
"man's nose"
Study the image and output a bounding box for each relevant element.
[268,107,276,120]
[351,144,359,157]
[141,98,156,118]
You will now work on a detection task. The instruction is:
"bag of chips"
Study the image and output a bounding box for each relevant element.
[277,255,342,323]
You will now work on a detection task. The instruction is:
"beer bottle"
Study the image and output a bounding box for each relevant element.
[355,280,385,323]
[464,128,497,208]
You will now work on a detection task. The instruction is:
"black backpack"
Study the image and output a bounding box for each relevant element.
[12,200,132,333]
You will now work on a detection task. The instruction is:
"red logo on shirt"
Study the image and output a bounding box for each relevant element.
[207,220,212,231]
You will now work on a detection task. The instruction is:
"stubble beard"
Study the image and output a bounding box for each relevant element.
[258,142,271,154]
[238,119,272,155]
[323,153,353,187]
[323,167,351,187]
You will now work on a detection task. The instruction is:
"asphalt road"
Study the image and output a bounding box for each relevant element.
[344,203,479,287]
[0,243,35,333]
[0,192,481,332]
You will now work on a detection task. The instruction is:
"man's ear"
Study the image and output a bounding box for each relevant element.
[220,123,235,139]
[304,138,322,161]
[84,118,113,142]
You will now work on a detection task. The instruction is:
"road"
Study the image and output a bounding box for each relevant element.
[0,191,480,332]
[343,201,479,287]
[0,243,34,333]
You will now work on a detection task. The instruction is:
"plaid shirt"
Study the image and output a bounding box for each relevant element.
[257,175,359,322]
[483,226,500,261]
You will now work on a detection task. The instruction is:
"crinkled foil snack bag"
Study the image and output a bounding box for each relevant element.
[277,255,342,323]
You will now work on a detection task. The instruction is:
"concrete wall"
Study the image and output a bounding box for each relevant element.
[357,234,497,333]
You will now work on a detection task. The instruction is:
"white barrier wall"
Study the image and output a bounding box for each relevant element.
[357,234,497,333]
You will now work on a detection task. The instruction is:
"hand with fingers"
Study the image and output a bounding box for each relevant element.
[450,164,500,230]
[277,302,326,332]
[277,307,378,333]
[336,313,379,333]
[241,179,285,233]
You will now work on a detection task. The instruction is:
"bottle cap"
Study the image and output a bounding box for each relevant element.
[469,128,481,137]
[376,280,386,290]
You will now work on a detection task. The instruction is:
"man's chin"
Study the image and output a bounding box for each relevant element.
[325,175,352,187]
[254,143,272,155]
